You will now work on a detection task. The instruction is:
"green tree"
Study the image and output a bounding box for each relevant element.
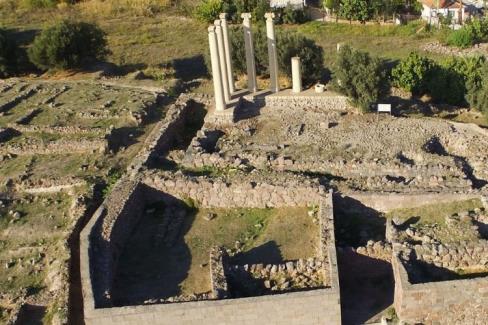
[227,26,323,84]
[391,52,434,95]
[194,0,223,23]
[333,45,389,111]
[340,0,370,23]
[28,21,109,70]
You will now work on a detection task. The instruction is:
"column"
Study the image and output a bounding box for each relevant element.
[292,57,302,93]
[214,20,231,103]
[241,13,257,93]
[208,26,225,112]
[265,12,279,93]
[219,13,235,94]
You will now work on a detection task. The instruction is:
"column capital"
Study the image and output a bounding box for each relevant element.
[241,12,252,20]
[214,19,221,27]
[265,12,275,20]
[219,13,228,20]
[208,25,216,33]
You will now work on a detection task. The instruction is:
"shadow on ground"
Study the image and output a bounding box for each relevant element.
[334,195,385,247]
[338,248,394,325]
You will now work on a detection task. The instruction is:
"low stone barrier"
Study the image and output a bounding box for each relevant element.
[127,94,195,177]
[0,138,107,155]
[80,180,341,324]
[392,249,488,324]
[143,172,326,208]
[265,89,353,112]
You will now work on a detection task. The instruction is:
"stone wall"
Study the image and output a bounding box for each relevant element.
[80,178,341,324]
[348,191,481,213]
[209,246,229,299]
[392,250,488,324]
[80,179,145,309]
[84,289,341,325]
[127,94,195,177]
[264,90,352,112]
[143,172,326,208]
[81,186,341,325]
[0,138,107,155]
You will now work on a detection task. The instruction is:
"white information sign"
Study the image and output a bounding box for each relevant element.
[377,104,392,114]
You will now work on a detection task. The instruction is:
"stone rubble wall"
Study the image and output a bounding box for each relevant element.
[423,41,488,57]
[143,172,326,208]
[392,249,488,324]
[406,240,488,272]
[7,123,109,136]
[81,179,145,309]
[183,149,472,193]
[127,94,194,178]
[209,246,229,299]
[348,191,481,213]
[0,86,39,113]
[16,177,86,194]
[0,138,107,155]
[265,92,352,111]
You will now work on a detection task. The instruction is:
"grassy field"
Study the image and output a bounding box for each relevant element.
[0,4,449,83]
[113,206,316,302]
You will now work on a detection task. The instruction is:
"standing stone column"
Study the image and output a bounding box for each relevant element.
[214,20,231,103]
[219,13,235,94]
[291,57,302,93]
[265,12,279,93]
[241,13,257,93]
[208,26,226,112]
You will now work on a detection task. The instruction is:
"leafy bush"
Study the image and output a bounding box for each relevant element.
[228,26,323,84]
[194,0,223,23]
[446,18,488,48]
[333,45,389,111]
[446,28,475,48]
[278,5,309,24]
[426,65,465,105]
[28,21,109,70]
[391,52,434,95]
[466,62,488,112]
[0,28,17,78]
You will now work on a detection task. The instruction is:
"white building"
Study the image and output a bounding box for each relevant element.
[270,0,307,9]
[420,0,478,25]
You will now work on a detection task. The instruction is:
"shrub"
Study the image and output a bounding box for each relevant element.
[228,26,323,84]
[0,28,17,78]
[466,62,488,112]
[333,45,389,112]
[446,28,475,48]
[391,52,434,95]
[194,0,223,23]
[426,65,465,106]
[28,21,109,70]
[279,5,308,24]
[445,18,488,48]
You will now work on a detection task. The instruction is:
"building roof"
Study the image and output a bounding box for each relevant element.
[420,0,463,8]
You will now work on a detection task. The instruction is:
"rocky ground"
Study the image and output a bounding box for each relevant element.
[0,77,169,324]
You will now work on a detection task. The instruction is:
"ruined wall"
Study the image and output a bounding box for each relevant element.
[392,251,488,324]
[143,172,326,208]
[81,189,342,325]
[127,94,194,177]
[265,91,352,111]
[348,191,480,212]
[84,289,340,325]
[81,179,145,308]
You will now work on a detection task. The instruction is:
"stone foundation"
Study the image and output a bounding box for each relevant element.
[392,248,488,324]
[265,88,353,112]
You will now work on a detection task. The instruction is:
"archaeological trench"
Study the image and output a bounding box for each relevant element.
[1,14,488,325]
